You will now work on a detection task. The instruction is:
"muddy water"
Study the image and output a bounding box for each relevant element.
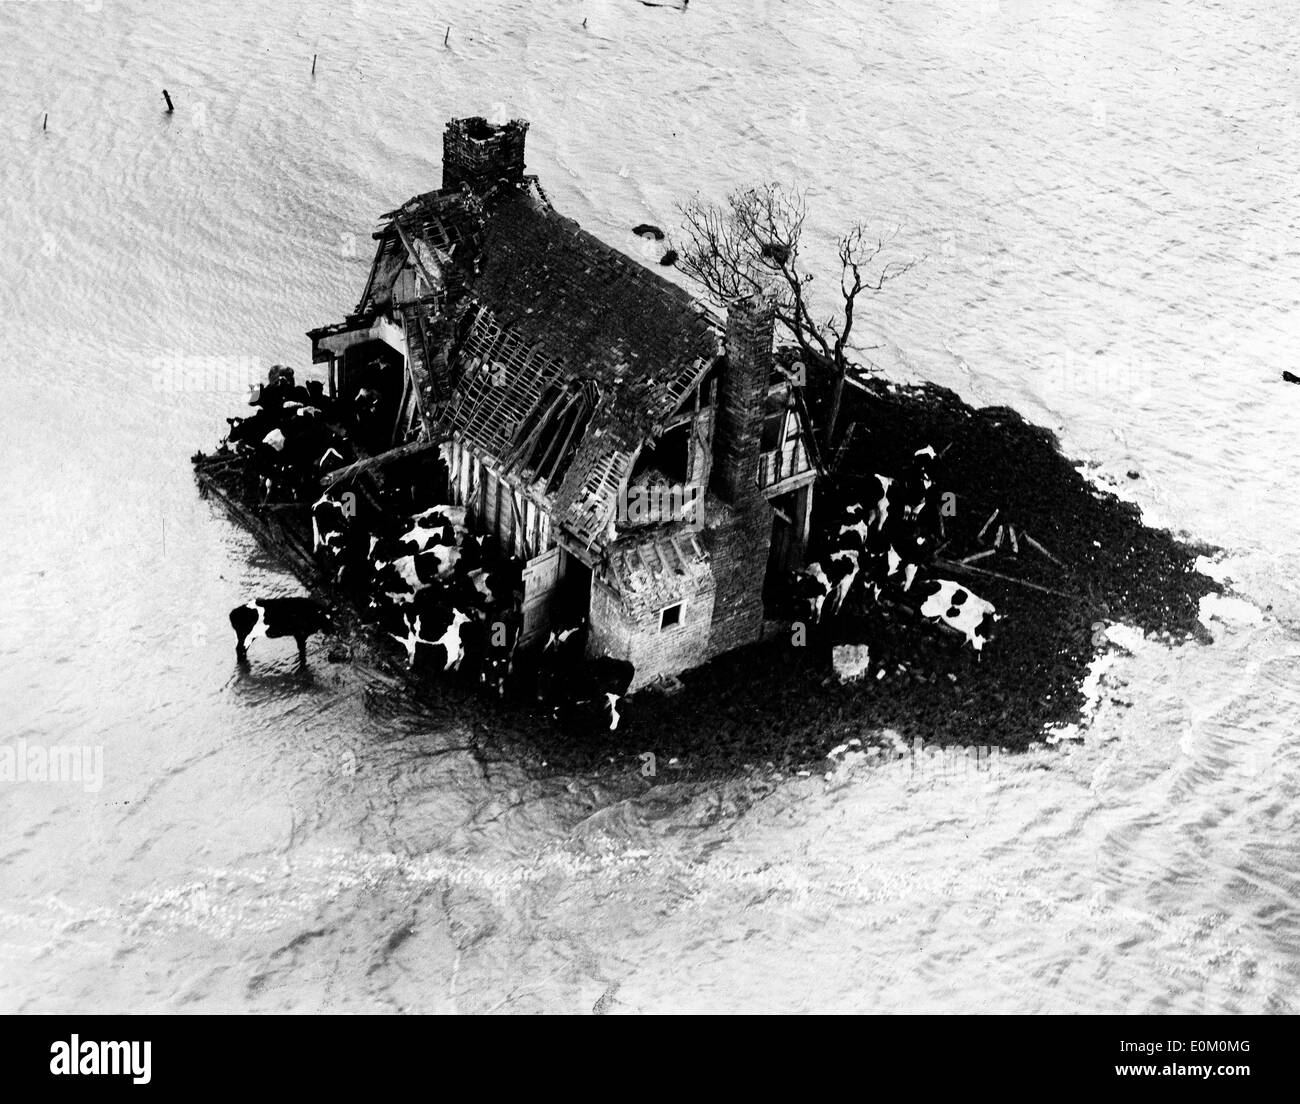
[1,0,1297,1012]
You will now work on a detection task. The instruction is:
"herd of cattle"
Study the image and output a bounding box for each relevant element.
[220,367,633,730]
[219,369,998,730]
[223,365,362,506]
[792,444,1002,656]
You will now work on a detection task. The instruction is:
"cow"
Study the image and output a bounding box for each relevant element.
[410,504,467,529]
[369,563,418,609]
[311,493,351,553]
[412,543,461,582]
[550,656,636,732]
[304,380,335,419]
[868,474,895,531]
[455,533,486,573]
[371,542,458,596]
[462,567,496,606]
[793,546,860,623]
[229,597,334,664]
[915,579,1000,655]
[388,605,472,671]
[791,561,833,623]
[883,534,929,593]
[911,444,938,487]
[400,519,457,552]
[402,505,467,547]
[247,366,295,411]
[461,557,522,606]
[836,518,872,552]
[225,409,280,449]
[825,548,860,616]
[536,622,588,703]
[316,445,345,472]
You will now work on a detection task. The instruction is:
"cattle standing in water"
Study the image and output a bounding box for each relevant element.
[229,597,334,664]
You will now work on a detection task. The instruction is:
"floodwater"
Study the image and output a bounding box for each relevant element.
[2,0,1298,1013]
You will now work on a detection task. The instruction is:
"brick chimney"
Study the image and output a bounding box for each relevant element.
[702,292,778,662]
[713,292,776,504]
[442,117,529,193]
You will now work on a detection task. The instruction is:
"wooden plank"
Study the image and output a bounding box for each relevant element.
[1023,532,1065,567]
[977,509,1000,542]
[196,469,318,586]
[934,558,1080,602]
[669,534,689,573]
[320,437,439,489]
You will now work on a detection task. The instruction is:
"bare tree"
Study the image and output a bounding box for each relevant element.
[676,184,914,457]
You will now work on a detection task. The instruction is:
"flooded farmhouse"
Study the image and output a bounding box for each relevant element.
[301,117,818,689]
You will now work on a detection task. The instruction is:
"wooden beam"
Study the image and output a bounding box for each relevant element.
[391,364,412,447]
[320,437,439,489]
[670,534,688,573]
[541,399,585,492]
[934,558,1080,602]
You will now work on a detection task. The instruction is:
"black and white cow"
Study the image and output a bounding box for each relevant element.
[410,503,467,531]
[225,409,280,449]
[316,444,346,474]
[835,518,872,553]
[549,656,636,732]
[536,622,588,704]
[400,517,457,552]
[229,597,334,664]
[791,561,833,623]
[311,493,352,554]
[387,604,472,671]
[914,579,1000,655]
[791,549,859,623]
[866,474,895,532]
[825,548,861,616]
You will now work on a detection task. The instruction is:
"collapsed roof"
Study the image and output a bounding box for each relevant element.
[370,177,724,549]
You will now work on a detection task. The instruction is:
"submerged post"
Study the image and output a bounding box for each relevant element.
[311,54,317,75]
[43,113,48,131]
[162,89,174,113]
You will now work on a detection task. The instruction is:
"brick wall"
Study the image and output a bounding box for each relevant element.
[588,575,716,691]
[442,117,529,193]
